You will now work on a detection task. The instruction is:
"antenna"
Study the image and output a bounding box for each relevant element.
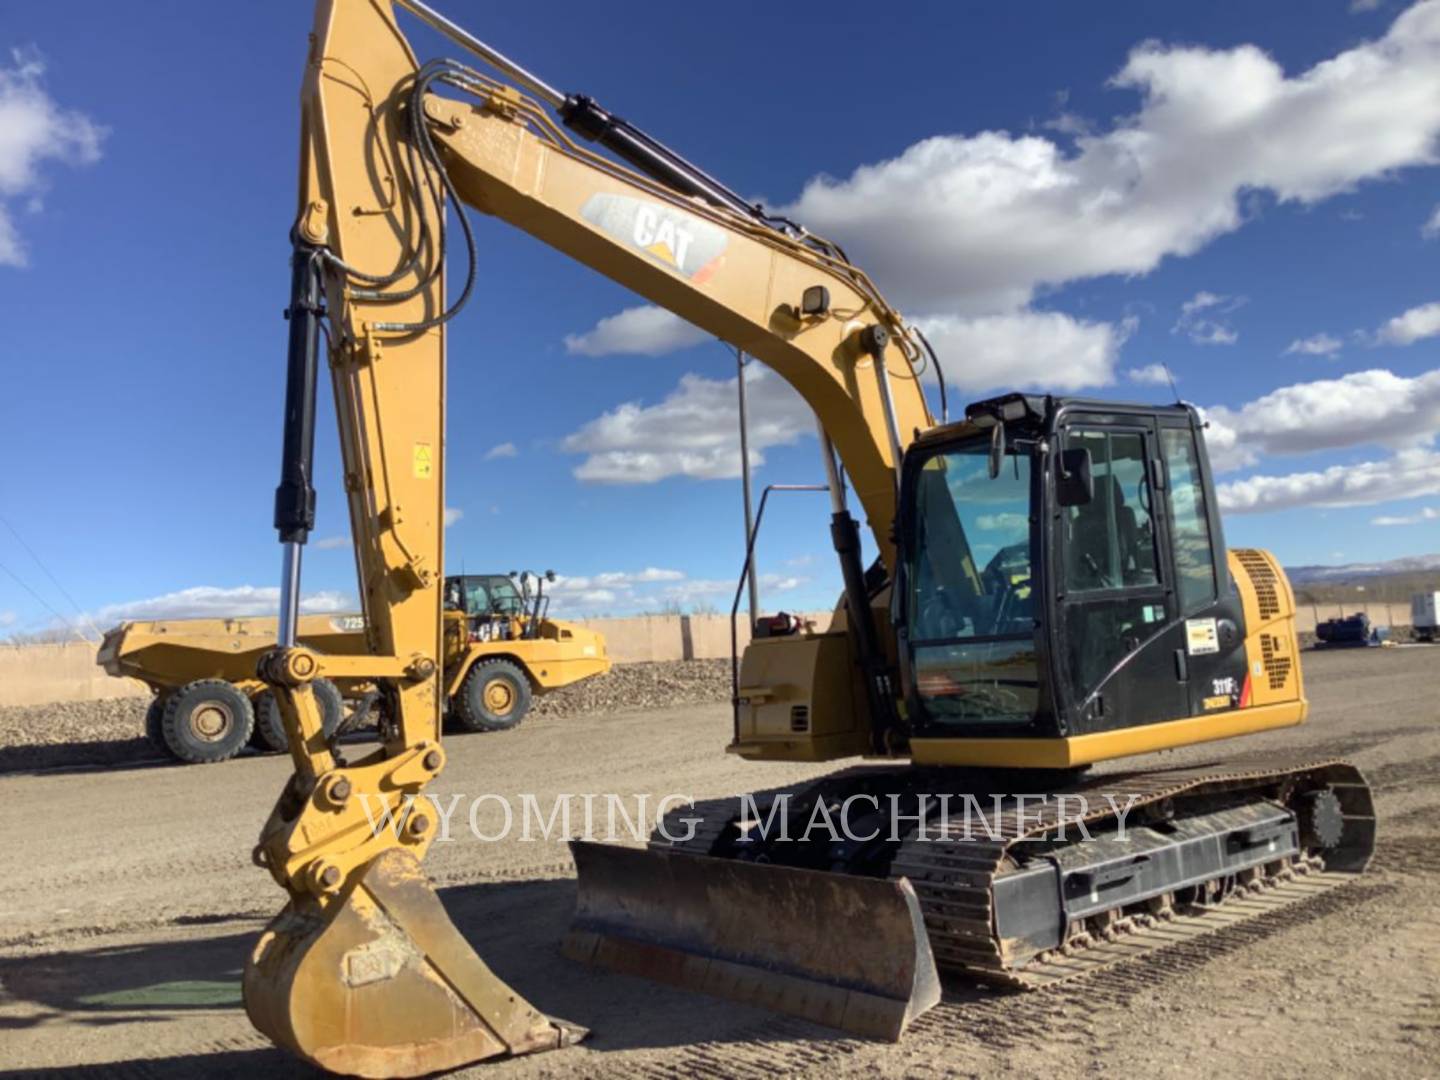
[1162,363,1181,404]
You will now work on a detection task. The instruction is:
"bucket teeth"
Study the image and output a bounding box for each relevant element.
[564,840,941,1040]
[245,848,582,1078]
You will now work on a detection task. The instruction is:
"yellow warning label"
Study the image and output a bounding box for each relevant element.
[413,443,433,479]
[1202,694,1231,711]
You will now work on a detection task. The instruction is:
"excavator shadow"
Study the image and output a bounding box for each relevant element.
[0,738,165,777]
[0,730,381,778]
[0,868,916,1077]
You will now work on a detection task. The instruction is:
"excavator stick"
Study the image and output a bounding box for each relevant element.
[564,841,941,1040]
[245,848,579,1078]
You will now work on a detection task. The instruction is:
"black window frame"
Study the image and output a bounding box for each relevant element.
[1050,411,1176,717]
[1157,421,1221,615]
[896,432,1052,739]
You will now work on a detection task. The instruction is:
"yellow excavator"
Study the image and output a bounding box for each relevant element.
[244,1,1375,1074]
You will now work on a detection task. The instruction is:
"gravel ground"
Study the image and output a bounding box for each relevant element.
[0,660,732,773]
[0,645,1436,1077]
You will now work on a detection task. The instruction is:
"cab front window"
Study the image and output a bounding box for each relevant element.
[904,437,1039,728]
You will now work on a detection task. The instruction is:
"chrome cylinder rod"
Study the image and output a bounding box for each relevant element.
[871,349,906,490]
[278,542,303,648]
[395,0,565,107]
[817,420,846,516]
[737,350,760,631]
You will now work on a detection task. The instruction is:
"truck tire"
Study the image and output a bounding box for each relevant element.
[145,695,176,758]
[161,679,255,764]
[453,659,532,732]
[251,678,344,753]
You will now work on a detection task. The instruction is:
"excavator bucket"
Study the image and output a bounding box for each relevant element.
[245,848,581,1078]
[564,841,941,1040]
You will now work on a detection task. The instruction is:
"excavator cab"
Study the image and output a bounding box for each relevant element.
[731,394,1305,768]
[897,393,1305,769]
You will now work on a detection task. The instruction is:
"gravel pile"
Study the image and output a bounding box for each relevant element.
[0,659,733,773]
[0,697,154,773]
[531,658,730,718]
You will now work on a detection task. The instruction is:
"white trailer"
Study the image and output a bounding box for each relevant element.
[1412,592,1440,643]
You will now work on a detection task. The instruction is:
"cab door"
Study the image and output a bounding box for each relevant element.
[1155,419,1250,716]
[1052,413,1188,734]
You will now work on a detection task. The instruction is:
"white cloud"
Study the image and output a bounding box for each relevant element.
[916,311,1133,393]
[1351,0,1383,11]
[0,610,16,627]
[976,512,1029,531]
[89,585,352,625]
[1217,449,1440,513]
[483,442,518,460]
[0,48,105,267]
[780,4,1440,319]
[313,535,349,550]
[1127,362,1175,385]
[1374,300,1440,345]
[549,567,687,598]
[1172,292,1244,345]
[1422,203,1440,237]
[1371,506,1438,524]
[443,506,464,526]
[757,572,805,593]
[569,5,1440,395]
[1284,332,1343,357]
[1202,367,1440,471]
[544,565,807,615]
[563,365,812,484]
[563,305,709,357]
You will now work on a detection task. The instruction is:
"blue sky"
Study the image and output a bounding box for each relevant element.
[1,0,1438,634]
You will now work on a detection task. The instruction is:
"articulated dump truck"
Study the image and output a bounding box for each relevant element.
[98,572,608,764]
[223,1,1375,1073]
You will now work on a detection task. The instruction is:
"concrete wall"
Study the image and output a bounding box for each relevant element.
[0,643,150,708]
[568,613,764,664]
[8,604,1404,709]
[0,613,833,709]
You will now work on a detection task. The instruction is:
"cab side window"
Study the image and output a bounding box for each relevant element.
[466,583,493,617]
[1062,430,1158,593]
[1161,428,1218,613]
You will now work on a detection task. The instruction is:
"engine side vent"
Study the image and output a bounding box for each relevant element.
[789,705,810,733]
[1235,548,1281,620]
[1259,632,1292,692]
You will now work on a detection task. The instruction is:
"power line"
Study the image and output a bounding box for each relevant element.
[0,559,90,643]
[0,515,102,641]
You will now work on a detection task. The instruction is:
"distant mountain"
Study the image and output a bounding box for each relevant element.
[1285,554,1440,585]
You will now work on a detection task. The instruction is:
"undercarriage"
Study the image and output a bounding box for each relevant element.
[568,755,1374,1035]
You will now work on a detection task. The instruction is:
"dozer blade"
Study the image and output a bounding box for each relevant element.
[564,840,941,1040]
[244,848,582,1078]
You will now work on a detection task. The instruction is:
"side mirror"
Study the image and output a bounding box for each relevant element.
[1058,447,1094,507]
[545,569,557,583]
[987,422,1006,480]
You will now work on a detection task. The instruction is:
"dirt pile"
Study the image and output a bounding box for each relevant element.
[531,658,730,718]
[0,697,153,772]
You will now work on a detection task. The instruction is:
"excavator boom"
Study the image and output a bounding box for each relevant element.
[245,0,937,1073]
